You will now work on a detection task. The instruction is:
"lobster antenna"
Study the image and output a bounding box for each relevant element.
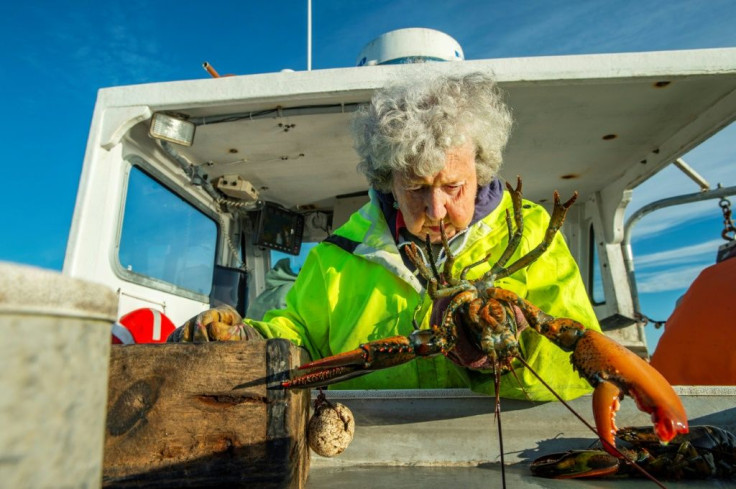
[507,362,533,403]
[493,367,507,489]
[516,356,665,488]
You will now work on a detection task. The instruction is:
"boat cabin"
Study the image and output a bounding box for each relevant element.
[64,44,736,357]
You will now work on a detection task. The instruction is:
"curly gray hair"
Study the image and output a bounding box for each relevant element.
[352,72,513,192]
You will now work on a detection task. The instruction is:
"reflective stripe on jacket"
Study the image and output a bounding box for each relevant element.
[249,188,601,400]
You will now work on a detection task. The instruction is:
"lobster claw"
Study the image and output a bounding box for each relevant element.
[572,329,689,456]
[530,450,620,479]
[282,330,442,388]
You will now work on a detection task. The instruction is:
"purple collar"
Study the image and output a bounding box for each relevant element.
[376,178,505,240]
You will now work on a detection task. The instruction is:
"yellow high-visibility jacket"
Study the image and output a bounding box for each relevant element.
[249,188,601,400]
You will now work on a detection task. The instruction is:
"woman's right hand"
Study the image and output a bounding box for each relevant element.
[167,305,263,343]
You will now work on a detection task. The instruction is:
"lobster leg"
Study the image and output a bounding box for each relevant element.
[483,287,689,456]
[282,329,444,388]
[480,185,578,283]
[485,178,525,277]
[404,240,476,301]
[459,178,525,282]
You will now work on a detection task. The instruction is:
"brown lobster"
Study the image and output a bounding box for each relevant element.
[531,425,736,480]
[282,178,688,483]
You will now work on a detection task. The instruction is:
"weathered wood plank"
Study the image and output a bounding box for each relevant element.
[103,339,310,488]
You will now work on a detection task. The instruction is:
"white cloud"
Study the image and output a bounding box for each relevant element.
[635,239,722,267]
[636,263,706,293]
[316,0,736,68]
[630,200,723,240]
[456,0,736,59]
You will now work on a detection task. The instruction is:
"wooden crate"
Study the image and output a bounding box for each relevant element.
[103,339,310,488]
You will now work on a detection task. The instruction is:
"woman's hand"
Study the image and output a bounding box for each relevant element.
[167,305,263,342]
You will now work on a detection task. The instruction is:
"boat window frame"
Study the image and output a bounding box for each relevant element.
[588,224,606,306]
[112,154,220,301]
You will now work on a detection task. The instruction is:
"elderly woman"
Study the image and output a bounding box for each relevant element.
[174,72,601,401]
[251,72,602,401]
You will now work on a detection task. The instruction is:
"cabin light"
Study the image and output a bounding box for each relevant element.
[149,113,195,146]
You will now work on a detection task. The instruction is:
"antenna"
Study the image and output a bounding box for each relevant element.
[307,0,312,70]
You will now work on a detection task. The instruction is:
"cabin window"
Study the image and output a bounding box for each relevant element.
[118,166,217,295]
[589,225,605,305]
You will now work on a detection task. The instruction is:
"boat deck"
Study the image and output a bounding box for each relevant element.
[309,465,736,489]
[306,387,736,488]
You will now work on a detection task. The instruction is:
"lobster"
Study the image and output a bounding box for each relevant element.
[282,178,689,485]
[531,425,736,480]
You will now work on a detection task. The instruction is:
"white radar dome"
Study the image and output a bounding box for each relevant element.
[356,28,464,66]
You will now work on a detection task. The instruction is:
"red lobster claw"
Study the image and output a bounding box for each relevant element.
[482,289,689,457]
[572,329,689,456]
[282,330,442,388]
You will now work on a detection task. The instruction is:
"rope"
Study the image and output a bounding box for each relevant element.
[719,197,735,241]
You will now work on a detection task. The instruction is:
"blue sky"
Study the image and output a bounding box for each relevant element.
[1,0,735,351]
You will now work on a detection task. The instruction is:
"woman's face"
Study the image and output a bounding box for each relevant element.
[391,141,478,244]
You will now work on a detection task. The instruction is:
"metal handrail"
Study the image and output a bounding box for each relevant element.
[622,184,736,313]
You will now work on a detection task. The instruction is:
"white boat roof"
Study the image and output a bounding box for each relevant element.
[102,47,736,210]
